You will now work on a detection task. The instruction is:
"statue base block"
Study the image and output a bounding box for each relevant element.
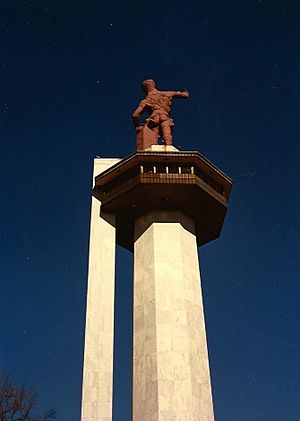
[144,145,179,152]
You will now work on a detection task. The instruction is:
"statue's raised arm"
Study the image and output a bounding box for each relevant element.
[132,79,189,151]
[164,90,189,99]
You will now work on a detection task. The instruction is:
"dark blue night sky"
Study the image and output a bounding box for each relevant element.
[1,1,299,420]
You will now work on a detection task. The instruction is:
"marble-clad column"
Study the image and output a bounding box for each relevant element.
[81,158,120,421]
[133,211,215,421]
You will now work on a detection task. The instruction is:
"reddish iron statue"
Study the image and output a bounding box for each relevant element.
[132,79,189,150]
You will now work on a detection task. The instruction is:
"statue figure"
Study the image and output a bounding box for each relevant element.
[132,79,189,150]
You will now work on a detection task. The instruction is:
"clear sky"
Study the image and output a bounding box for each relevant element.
[1,1,299,420]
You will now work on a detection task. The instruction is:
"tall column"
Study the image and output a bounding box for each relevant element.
[133,211,215,421]
[81,158,120,421]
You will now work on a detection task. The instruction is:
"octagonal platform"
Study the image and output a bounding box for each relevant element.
[93,150,232,251]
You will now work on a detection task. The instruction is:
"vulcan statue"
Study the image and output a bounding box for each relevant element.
[132,79,189,150]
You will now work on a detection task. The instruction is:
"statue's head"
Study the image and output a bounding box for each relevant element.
[142,79,156,93]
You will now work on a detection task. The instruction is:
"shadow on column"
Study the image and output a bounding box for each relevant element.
[112,245,133,421]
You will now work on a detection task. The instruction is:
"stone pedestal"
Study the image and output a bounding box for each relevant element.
[81,158,120,421]
[144,145,179,152]
[133,211,215,421]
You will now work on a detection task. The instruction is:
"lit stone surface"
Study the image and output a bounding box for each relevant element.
[81,158,120,421]
[144,145,179,152]
[133,211,215,420]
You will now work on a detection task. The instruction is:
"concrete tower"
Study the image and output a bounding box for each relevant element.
[81,147,232,421]
[81,80,232,420]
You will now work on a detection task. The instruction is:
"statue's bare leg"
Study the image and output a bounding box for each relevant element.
[151,126,160,145]
[161,121,173,145]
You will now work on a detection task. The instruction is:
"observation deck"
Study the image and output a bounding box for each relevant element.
[93,150,232,251]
